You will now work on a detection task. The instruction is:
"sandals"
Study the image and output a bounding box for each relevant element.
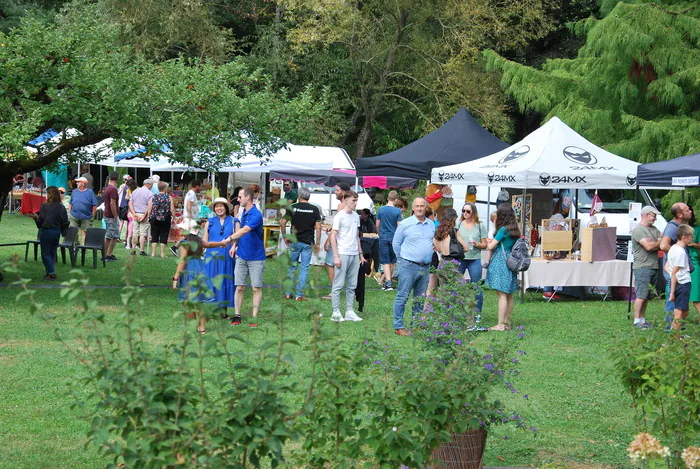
[489,324,511,331]
[197,328,206,334]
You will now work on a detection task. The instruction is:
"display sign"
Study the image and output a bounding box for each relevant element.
[672,176,699,186]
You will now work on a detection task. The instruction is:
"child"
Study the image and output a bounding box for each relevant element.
[172,220,216,334]
[667,224,694,332]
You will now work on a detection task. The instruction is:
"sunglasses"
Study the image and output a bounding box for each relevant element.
[462,210,472,214]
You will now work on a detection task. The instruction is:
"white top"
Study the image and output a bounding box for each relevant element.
[183,190,199,219]
[667,244,691,284]
[332,210,360,255]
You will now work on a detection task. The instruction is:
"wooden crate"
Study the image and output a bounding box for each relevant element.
[580,227,617,262]
[541,230,573,252]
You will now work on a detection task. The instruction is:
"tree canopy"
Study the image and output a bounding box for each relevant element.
[0,6,337,218]
[484,0,700,164]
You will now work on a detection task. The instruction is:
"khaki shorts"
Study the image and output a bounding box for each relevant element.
[133,214,150,238]
[69,214,92,231]
[104,217,120,240]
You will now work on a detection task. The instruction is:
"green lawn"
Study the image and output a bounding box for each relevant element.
[0,212,668,468]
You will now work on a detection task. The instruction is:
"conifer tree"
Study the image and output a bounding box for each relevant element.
[485,0,699,164]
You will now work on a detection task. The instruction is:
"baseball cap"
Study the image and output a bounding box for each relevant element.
[122,174,132,180]
[74,177,88,183]
[641,206,660,216]
[58,187,66,194]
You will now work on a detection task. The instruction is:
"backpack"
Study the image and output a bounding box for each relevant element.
[448,228,464,259]
[501,236,531,272]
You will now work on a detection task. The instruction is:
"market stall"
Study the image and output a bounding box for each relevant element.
[431,116,642,299]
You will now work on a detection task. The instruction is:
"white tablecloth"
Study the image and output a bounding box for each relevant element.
[523,258,633,289]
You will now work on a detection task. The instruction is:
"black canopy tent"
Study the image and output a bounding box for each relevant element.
[269,169,418,189]
[626,152,700,318]
[355,107,508,179]
[637,152,700,188]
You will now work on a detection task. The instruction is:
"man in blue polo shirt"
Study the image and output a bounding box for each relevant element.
[376,190,403,291]
[68,176,97,244]
[392,197,435,336]
[225,186,265,327]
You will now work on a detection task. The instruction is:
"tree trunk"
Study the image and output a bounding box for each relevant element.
[0,174,11,222]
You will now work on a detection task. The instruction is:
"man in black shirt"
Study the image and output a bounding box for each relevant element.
[280,187,322,300]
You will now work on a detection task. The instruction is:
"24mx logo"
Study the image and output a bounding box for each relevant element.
[487,173,516,184]
[437,171,465,182]
[538,173,586,186]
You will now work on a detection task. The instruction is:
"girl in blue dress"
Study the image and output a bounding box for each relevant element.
[484,203,521,331]
[202,197,239,319]
[172,220,217,334]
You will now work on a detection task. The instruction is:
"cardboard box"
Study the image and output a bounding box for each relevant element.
[581,227,617,262]
[541,230,573,252]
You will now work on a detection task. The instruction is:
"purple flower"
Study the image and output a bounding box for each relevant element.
[518,325,525,330]
[503,435,509,440]
[455,339,462,346]
[518,350,526,355]
[512,358,519,364]
[517,333,525,339]
[373,360,381,365]
[484,363,494,371]
[523,394,529,399]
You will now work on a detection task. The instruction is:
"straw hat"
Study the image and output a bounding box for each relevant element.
[176,219,200,235]
[209,197,233,212]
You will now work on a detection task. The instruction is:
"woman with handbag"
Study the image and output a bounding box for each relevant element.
[430,208,470,292]
[150,181,175,257]
[484,203,520,331]
[457,202,487,318]
[32,186,69,280]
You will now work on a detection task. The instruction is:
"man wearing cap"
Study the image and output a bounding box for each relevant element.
[150,175,161,195]
[68,176,98,244]
[631,206,663,329]
[102,172,121,261]
[129,179,154,256]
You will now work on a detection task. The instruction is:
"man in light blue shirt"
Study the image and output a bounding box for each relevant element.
[392,197,435,336]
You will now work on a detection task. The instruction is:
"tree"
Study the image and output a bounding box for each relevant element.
[263,0,555,158]
[0,8,338,220]
[484,0,700,164]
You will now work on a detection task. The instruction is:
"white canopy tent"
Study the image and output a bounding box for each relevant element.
[430,116,639,189]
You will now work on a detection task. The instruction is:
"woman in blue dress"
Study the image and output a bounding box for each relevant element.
[484,203,521,331]
[202,197,239,319]
[172,220,217,334]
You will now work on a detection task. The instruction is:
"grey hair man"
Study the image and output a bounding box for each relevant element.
[631,206,662,329]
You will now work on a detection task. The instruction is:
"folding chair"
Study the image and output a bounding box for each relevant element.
[75,228,107,269]
[25,231,40,262]
[59,227,80,267]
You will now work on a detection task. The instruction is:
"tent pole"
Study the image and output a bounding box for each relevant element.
[521,188,526,304]
[486,187,491,233]
[627,186,640,320]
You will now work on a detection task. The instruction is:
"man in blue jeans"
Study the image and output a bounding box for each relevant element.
[281,187,322,301]
[376,190,403,291]
[392,197,435,336]
[660,202,692,325]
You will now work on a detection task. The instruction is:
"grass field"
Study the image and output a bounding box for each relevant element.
[0,212,677,468]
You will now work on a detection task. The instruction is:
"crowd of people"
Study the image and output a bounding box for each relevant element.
[631,202,697,333]
[29,174,527,334]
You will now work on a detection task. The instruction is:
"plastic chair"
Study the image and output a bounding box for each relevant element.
[25,231,40,262]
[75,228,106,269]
[59,227,80,267]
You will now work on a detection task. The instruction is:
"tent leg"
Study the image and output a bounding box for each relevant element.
[486,187,491,234]
[521,188,527,304]
[627,186,640,320]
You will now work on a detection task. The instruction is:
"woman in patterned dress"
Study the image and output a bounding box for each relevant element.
[484,203,521,331]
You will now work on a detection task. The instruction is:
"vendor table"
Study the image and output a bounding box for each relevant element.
[263,224,281,253]
[20,192,46,215]
[522,258,633,290]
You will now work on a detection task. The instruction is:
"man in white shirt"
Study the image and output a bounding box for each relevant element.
[330,190,365,322]
[183,180,202,220]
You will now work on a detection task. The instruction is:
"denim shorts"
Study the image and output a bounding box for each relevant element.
[633,267,658,300]
[378,239,396,264]
[674,282,690,311]
[235,257,265,287]
[324,247,334,266]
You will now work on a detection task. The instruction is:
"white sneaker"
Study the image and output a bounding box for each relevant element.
[344,311,363,322]
[330,312,345,322]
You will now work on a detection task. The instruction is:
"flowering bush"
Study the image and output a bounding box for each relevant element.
[612,325,700,464]
[627,433,700,469]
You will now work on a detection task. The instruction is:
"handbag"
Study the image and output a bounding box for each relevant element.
[119,205,129,221]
